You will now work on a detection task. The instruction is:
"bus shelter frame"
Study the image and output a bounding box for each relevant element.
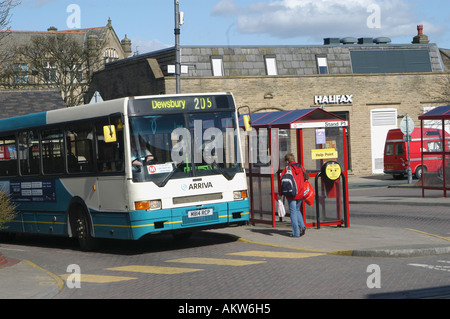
[419,105,450,198]
[240,108,350,228]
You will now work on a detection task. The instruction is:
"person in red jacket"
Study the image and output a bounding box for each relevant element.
[280,153,306,237]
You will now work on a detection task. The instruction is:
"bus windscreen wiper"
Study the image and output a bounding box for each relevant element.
[157,162,184,187]
[211,161,232,180]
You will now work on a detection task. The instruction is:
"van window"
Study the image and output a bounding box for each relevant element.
[427,141,442,152]
[395,143,403,155]
[385,143,394,156]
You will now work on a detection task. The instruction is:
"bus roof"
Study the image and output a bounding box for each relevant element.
[0,97,128,133]
[0,92,235,134]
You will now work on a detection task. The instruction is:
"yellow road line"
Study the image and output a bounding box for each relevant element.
[59,274,137,283]
[106,265,203,274]
[406,228,450,242]
[236,238,353,256]
[166,257,266,266]
[23,260,64,290]
[228,250,324,259]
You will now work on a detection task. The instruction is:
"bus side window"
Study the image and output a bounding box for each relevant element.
[66,123,94,173]
[0,136,17,177]
[42,128,64,174]
[96,118,124,172]
[18,130,40,175]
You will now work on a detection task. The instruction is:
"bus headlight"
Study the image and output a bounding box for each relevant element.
[233,190,248,200]
[149,200,162,210]
[134,200,162,211]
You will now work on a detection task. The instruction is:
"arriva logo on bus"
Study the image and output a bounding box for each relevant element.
[181,182,214,191]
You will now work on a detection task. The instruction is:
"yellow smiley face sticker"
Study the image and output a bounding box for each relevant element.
[325,162,341,181]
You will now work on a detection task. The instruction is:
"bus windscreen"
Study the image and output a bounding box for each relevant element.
[129,111,242,185]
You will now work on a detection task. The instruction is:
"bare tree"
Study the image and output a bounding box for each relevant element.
[0,0,19,32]
[9,33,104,106]
[0,1,20,65]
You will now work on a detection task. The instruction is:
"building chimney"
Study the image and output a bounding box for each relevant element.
[412,25,429,44]
[47,26,58,32]
[121,35,132,57]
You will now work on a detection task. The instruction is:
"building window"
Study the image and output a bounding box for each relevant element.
[43,61,57,83]
[211,56,224,76]
[316,55,329,74]
[71,64,84,83]
[265,55,278,76]
[104,48,119,64]
[13,63,29,84]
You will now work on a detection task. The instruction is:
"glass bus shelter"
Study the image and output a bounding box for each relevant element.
[419,105,450,197]
[239,108,350,228]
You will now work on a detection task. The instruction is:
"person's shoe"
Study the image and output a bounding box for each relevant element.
[300,228,306,236]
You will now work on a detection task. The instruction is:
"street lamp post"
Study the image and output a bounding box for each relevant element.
[174,0,181,94]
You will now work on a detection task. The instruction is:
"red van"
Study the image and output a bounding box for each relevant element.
[384,128,445,179]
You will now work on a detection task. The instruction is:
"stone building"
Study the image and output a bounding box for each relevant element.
[88,26,450,176]
[0,19,132,111]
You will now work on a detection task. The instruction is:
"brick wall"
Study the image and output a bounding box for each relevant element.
[167,72,450,175]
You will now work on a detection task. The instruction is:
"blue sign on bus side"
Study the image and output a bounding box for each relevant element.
[10,180,56,203]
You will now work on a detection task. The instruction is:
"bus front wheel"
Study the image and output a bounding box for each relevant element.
[70,204,97,251]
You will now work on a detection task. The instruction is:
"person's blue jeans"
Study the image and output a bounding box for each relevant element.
[288,199,305,237]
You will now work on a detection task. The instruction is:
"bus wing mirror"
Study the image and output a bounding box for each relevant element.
[238,106,252,131]
[243,115,252,131]
[103,125,117,143]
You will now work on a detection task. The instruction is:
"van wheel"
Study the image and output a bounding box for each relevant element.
[70,205,97,251]
[414,166,423,179]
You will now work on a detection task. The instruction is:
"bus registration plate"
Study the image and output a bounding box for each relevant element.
[188,208,213,218]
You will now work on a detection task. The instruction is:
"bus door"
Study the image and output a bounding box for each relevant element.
[95,120,127,212]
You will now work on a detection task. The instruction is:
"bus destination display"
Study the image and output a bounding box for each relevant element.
[129,94,234,115]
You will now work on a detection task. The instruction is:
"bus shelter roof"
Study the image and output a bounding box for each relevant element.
[419,105,450,120]
[239,108,347,129]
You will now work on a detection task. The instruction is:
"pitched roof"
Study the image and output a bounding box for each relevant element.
[439,49,450,71]
[0,26,108,51]
[0,89,66,119]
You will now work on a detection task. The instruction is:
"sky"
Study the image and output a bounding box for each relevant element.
[6,0,450,55]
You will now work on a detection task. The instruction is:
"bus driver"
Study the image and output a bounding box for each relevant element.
[131,136,157,168]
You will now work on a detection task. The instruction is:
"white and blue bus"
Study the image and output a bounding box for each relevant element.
[0,93,249,250]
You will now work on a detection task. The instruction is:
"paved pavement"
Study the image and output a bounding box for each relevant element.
[1,175,450,299]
